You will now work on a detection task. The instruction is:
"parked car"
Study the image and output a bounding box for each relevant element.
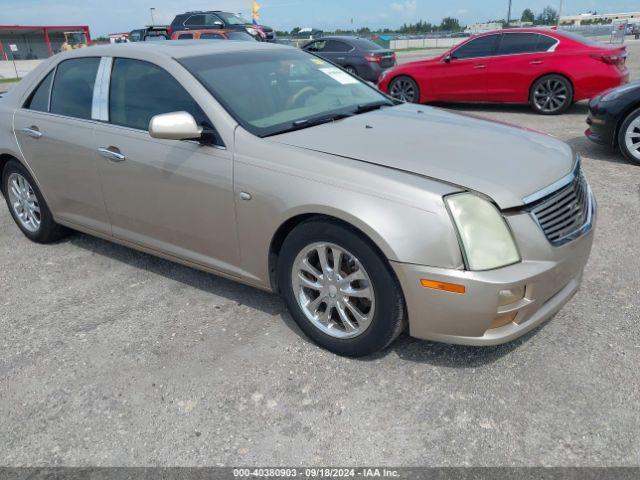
[0,42,595,357]
[129,26,171,42]
[302,36,396,82]
[170,11,276,42]
[172,29,256,42]
[379,28,629,115]
[586,81,640,164]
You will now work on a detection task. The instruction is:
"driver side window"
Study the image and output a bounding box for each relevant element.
[452,35,499,60]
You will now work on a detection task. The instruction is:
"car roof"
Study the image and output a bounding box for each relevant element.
[314,36,362,42]
[59,40,290,60]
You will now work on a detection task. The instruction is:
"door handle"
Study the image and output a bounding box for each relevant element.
[474,64,487,69]
[20,127,43,139]
[530,60,544,65]
[336,57,345,60]
[98,147,126,162]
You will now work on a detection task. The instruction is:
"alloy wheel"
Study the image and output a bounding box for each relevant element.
[7,173,41,233]
[389,78,417,103]
[533,79,569,113]
[624,115,640,161]
[291,242,375,339]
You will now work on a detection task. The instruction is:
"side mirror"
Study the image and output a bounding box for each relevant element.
[213,21,224,28]
[149,112,203,141]
[443,54,452,63]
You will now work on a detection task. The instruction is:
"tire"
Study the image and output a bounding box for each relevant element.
[278,219,406,357]
[1,160,68,243]
[618,107,640,165]
[530,75,573,115]
[344,65,358,76]
[388,76,420,103]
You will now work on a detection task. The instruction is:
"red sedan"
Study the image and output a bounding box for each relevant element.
[378,29,629,115]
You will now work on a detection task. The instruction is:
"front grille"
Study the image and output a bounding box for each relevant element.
[530,167,591,245]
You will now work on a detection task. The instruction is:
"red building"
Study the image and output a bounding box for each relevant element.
[0,25,92,61]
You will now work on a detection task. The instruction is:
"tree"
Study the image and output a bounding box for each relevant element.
[439,17,461,32]
[521,8,535,23]
[535,6,559,25]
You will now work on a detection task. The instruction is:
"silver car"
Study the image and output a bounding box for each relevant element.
[0,42,595,357]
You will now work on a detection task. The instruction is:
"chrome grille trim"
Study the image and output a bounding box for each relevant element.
[524,160,594,246]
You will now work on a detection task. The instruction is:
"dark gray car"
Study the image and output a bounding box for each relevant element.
[302,36,396,82]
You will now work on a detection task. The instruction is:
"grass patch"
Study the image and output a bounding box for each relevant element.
[0,77,20,84]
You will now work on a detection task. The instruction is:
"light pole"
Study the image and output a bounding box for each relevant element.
[506,0,512,26]
[150,7,156,26]
[557,0,564,26]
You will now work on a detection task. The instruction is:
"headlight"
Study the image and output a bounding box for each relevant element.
[445,193,520,271]
[246,27,259,36]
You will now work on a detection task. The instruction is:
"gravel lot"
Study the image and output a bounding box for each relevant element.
[1,44,639,467]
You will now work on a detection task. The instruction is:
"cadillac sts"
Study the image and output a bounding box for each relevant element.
[0,42,595,356]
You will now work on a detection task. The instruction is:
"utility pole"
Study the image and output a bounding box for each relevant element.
[557,0,564,26]
[150,7,156,26]
[507,0,512,26]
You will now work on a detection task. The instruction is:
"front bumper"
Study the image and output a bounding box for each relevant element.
[392,195,596,346]
[585,96,618,148]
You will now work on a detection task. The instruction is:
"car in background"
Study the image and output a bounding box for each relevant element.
[586,81,640,164]
[378,28,629,115]
[170,11,276,42]
[172,29,256,42]
[130,26,171,42]
[302,36,396,83]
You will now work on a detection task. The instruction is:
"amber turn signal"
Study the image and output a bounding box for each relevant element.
[420,279,466,294]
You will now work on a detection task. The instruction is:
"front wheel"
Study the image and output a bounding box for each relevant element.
[530,75,573,115]
[278,220,406,357]
[388,76,420,103]
[618,107,640,164]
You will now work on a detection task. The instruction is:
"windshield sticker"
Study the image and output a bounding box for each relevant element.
[319,67,359,85]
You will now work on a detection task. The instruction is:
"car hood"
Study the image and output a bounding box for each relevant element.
[268,103,575,209]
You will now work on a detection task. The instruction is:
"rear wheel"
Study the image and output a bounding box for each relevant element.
[2,160,68,243]
[619,107,640,164]
[389,76,420,103]
[530,75,573,115]
[278,220,406,357]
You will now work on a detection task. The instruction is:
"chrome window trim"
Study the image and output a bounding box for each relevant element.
[46,65,58,112]
[522,156,580,206]
[450,32,560,61]
[92,57,113,122]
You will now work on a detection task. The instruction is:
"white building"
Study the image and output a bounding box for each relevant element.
[560,12,640,25]
[464,22,504,34]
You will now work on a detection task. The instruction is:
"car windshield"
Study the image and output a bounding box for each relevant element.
[179,49,394,137]
[558,30,601,46]
[217,12,251,25]
[351,38,384,51]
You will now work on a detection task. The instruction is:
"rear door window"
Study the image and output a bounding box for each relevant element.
[498,33,558,55]
[452,34,499,59]
[109,58,209,132]
[50,58,100,120]
[25,70,54,112]
[178,33,194,40]
[324,40,352,52]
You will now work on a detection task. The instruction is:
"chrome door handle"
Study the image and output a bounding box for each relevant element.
[20,127,42,139]
[98,147,126,162]
[474,64,487,69]
[337,57,345,60]
[530,60,543,65]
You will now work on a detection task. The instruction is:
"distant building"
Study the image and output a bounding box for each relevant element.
[0,25,91,61]
[464,22,504,34]
[560,12,640,25]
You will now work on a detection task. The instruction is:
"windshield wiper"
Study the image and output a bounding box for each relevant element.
[353,101,394,114]
[264,112,353,137]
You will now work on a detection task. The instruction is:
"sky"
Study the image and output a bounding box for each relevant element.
[2,0,639,36]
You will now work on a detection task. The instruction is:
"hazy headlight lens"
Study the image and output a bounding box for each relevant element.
[446,193,521,271]
[498,286,526,306]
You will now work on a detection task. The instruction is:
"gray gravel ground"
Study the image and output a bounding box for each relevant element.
[1,44,640,467]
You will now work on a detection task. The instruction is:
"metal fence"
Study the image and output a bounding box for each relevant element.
[559,24,627,44]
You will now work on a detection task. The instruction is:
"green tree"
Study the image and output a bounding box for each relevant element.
[521,8,535,23]
[535,6,559,25]
[439,17,461,32]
